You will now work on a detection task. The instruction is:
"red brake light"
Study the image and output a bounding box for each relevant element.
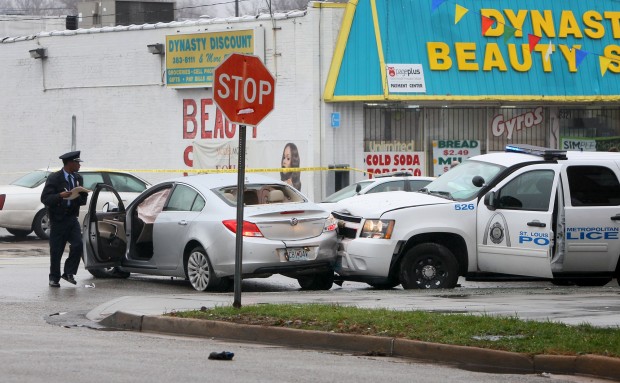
[222,220,264,237]
[0,194,5,210]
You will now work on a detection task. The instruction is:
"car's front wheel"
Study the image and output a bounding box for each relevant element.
[185,246,225,291]
[6,228,33,237]
[33,210,50,240]
[399,243,459,289]
[297,272,334,290]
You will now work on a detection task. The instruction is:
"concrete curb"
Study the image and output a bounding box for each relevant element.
[100,311,620,380]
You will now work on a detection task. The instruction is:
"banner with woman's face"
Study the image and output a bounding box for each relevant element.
[192,139,306,191]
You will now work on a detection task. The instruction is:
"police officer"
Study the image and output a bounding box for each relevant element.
[41,151,88,287]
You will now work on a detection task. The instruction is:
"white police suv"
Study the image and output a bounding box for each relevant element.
[332,145,620,289]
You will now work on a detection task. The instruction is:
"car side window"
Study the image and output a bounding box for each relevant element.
[567,165,620,206]
[191,195,206,212]
[165,185,203,212]
[497,170,555,211]
[366,180,405,193]
[108,173,148,193]
[80,172,105,190]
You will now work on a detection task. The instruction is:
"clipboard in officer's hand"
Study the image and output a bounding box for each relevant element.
[63,186,91,200]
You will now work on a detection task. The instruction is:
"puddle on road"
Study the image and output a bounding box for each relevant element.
[45,310,120,331]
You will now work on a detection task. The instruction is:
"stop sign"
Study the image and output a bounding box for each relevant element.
[213,53,276,126]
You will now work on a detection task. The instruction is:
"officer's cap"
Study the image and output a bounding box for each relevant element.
[59,151,83,162]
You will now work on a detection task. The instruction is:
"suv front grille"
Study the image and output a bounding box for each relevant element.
[333,211,362,239]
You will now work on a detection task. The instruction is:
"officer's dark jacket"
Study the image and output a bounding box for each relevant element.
[40,170,88,221]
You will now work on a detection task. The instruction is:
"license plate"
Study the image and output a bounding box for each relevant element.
[286,248,309,261]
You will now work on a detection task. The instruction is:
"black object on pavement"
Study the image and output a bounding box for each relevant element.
[208,351,234,360]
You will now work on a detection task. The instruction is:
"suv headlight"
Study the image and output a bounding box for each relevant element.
[360,219,395,239]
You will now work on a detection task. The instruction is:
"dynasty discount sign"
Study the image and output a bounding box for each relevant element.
[166,29,263,88]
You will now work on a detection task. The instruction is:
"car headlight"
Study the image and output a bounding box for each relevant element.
[323,214,337,232]
[360,219,395,239]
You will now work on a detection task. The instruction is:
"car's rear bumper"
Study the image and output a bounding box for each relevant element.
[211,231,338,277]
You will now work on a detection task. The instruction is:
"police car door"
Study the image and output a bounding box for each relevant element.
[561,163,620,272]
[477,164,561,278]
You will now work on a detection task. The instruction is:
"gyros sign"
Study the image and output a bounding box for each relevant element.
[491,107,544,140]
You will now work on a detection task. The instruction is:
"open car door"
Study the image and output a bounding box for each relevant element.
[83,183,127,271]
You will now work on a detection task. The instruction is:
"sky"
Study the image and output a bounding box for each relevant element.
[0,0,313,19]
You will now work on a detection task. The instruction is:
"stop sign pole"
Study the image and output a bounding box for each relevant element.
[233,125,247,309]
[212,53,276,308]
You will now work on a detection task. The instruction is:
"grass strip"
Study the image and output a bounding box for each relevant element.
[170,303,620,357]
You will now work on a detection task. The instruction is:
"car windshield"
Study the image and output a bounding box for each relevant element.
[11,171,50,188]
[424,160,504,200]
[322,180,374,203]
[215,183,306,205]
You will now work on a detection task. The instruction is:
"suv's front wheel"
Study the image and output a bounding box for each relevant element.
[399,243,459,289]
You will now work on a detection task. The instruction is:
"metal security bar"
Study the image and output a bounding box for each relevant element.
[363,106,423,151]
[559,108,620,138]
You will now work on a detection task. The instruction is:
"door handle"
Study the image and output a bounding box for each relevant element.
[178,220,188,226]
[527,221,546,227]
[611,215,620,221]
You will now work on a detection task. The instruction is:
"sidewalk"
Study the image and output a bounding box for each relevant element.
[87,290,620,381]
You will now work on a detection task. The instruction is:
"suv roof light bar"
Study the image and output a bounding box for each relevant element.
[374,171,413,178]
[505,144,567,160]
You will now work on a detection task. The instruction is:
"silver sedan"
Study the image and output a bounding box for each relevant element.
[83,173,338,291]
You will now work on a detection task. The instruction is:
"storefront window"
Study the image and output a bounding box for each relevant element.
[559,109,620,152]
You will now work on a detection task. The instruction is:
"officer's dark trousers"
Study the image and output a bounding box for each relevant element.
[49,216,82,282]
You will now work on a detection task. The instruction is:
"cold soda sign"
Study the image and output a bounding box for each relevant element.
[213,53,276,126]
[364,151,426,177]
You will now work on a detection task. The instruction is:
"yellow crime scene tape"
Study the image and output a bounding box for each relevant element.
[88,166,370,174]
[1,166,372,176]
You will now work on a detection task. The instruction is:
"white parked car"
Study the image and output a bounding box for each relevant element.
[320,173,435,209]
[0,169,150,239]
[333,145,620,289]
[83,173,338,291]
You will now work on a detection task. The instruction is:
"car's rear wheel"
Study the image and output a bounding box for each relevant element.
[185,246,223,291]
[6,228,33,237]
[297,272,334,290]
[399,243,459,289]
[87,267,130,279]
[33,210,50,240]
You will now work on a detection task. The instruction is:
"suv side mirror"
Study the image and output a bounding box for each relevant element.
[484,191,497,210]
[355,184,362,193]
[472,176,485,187]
